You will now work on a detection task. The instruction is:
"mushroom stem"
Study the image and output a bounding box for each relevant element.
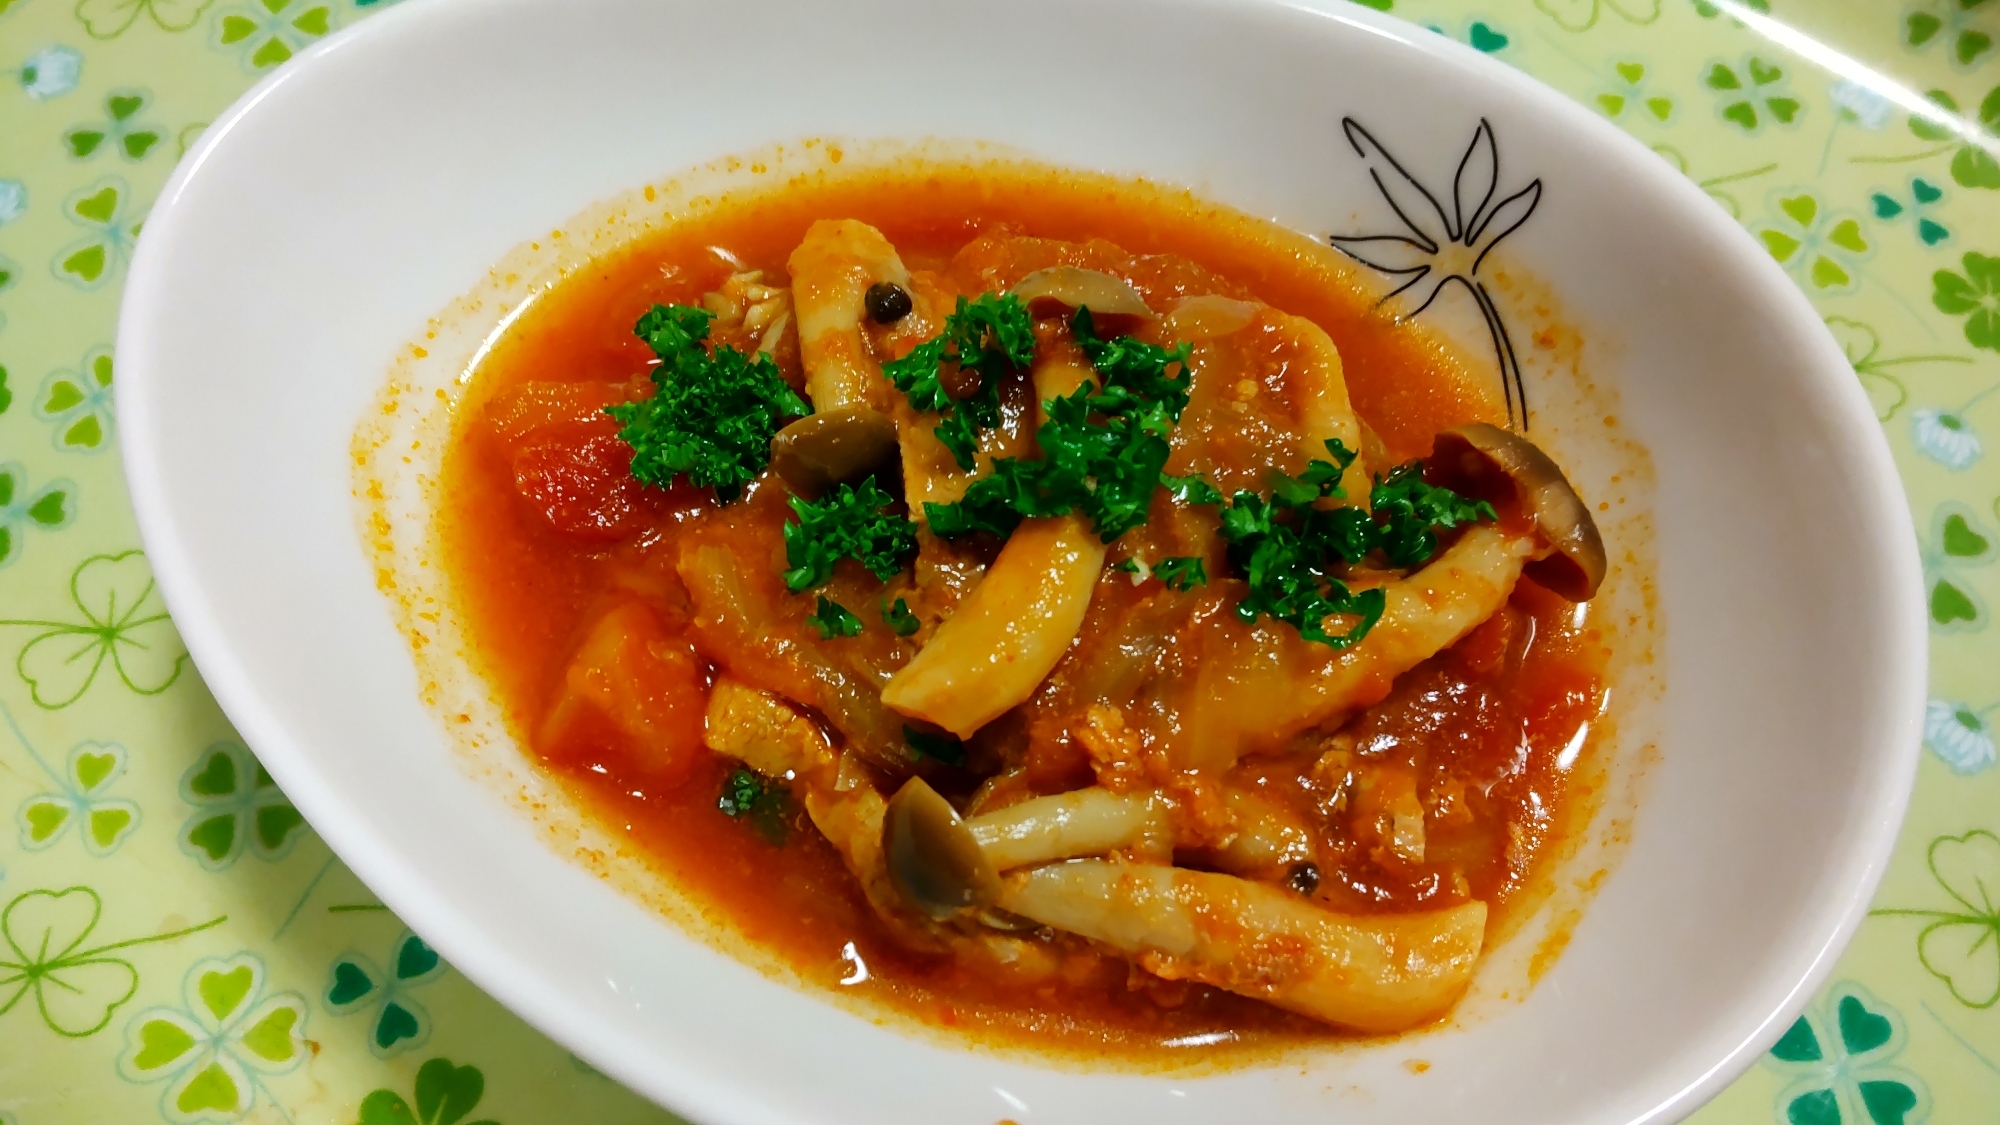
[964,788,1170,869]
[998,860,1487,1034]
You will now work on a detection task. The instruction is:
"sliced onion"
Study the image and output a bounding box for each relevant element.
[1009,266,1154,318]
[1163,294,1262,340]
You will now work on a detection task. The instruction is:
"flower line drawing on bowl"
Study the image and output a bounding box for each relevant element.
[0,549,188,709]
[1329,117,1541,431]
[0,886,225,1038]
[1871,831,2000,1009]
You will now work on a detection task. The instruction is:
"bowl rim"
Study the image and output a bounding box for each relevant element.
[115,0,1929,1122]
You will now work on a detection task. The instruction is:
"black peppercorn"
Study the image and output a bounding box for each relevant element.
[865,280,913,324]
[1287,862,1321,896]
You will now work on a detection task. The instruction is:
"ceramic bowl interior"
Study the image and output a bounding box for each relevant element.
[117,0,1924,1123]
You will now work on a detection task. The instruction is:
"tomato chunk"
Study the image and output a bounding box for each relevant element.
[558,601,710,788]
[511,424,649,540]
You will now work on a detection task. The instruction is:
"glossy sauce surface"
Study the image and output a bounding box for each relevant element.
[438,166,1608,1058]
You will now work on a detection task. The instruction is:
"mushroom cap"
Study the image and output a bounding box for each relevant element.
[1008,266,1154,319]
[883,776,1002,920]
[1432,423,1606,601]
[769,404,900,497]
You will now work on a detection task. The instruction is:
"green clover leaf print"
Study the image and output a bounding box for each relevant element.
[1422,19,1511,55]
[1691,0,1769,22]
[75,0,216,37]
[179,741,309,870]
[1906,88,2000,190]
[1765,982,1929,1125]
[1824,317,1974,423]
[215,0,334,71]
[1705,55,1802,132]
[1533,0,1660,33]
[52,176,144,290]
[1597,59,1674,124]
[17,740,141,855]
[1932,251,2000,351]
[119,952,309,1123]
[1871,178,1951,247]
[0,462,77,568]
[327,930,447,1057]
[1755,192,1871,291]
[1904,0,1995,69]
[0,550,189,709]
[356,1057,502,1125]
[0,886,225,1038]
[1920,503,1995,629]
[37,346,115,452]
[1875,831,2000,1008]
[0,252,19,331]
[64,89,164,162]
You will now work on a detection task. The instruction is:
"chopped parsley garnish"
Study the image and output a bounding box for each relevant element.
[1162,472,1224,507]
[904,725,967,766]
[881,597,921,637]
[1369,464,1499,568]
[782,476,917,593]
[1218,487,1387,649]
[1153,556,1208,591]
[606,304,810,502]
[806,596,863,639]
[1186,439,1495,650]
[718,767,790,846]
[718,768,765,817]
[1070,307,1193,420]
[882,292,1036,470]
[924,308,1192,543]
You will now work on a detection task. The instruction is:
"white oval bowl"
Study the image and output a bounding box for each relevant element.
[116,1,1925,1123]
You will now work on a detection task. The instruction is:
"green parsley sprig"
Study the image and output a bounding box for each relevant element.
[881,597,921,637]
[1189,438,1497,649]
[782,476,917,593]
[1153,556,1208,591]
[718,767,791,845]
[806,596,864,640]
[882,293,1036,470]
[606,304,810,502]
[1369,464,1499,567]
[924,308,1192,543]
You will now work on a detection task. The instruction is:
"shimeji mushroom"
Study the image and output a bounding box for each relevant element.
[998,860,1487,1034]
[769,405,900,497]
[1431,423,1606,601]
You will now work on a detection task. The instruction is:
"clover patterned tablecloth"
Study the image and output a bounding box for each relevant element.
[0,0,1997,1121]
